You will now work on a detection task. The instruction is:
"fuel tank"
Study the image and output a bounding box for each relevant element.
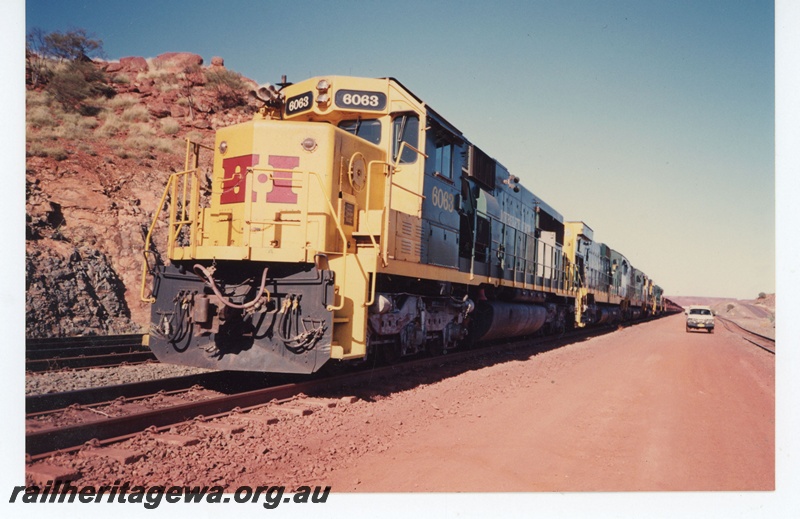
[470,301,548,342]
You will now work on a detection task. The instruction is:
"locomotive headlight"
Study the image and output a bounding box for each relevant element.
[316,79,331,93]
[316,79,331,106]
[301,137,318,152]
[218,141,228,155]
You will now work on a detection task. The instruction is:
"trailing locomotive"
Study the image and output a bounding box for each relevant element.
[141,76,665,373]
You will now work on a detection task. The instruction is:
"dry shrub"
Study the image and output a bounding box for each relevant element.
[205,68,248,108]
[27,141,68,160]
[96,114,126,138]
[128,122,155,137]
[160,118,180,135]
[110,74,130,85]
[106,94,139,110]
[121,104,150,122]
[124,134,154,151]
[150,137,180,155]
[27,105,54,129]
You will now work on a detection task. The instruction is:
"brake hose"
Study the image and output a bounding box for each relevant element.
[193,264,270,310]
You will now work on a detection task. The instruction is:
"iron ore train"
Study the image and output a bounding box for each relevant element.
[141,76,665,374]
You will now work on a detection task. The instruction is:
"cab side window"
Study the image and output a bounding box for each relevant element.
[432,129,457,179]
[392,113,419,164]
[434,142,453,178]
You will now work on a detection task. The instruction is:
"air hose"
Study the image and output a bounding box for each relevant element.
[193,264,270,310]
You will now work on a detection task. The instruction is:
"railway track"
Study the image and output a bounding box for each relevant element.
[27,372,224,414]
[26,334,155,372]
[716,316,775,354]
[27,318,658,460]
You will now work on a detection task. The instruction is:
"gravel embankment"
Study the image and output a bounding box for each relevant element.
[25,363,215,395]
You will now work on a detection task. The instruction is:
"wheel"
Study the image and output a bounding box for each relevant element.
[686,326,690,333]
[378,340,401,365]
[708,328,713,333]
[426,336,446,357]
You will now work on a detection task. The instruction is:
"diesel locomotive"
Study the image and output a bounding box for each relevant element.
[140,76,665,373]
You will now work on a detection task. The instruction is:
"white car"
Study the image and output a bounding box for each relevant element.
[685,306,715,333]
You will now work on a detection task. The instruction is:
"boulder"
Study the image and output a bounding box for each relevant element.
[105,62,123,73]
[169,105,188,118]
[120,56,149,72]
[154,52,203,70]
[147,100,172,119]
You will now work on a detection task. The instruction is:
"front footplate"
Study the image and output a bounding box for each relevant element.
[147,261,335,373]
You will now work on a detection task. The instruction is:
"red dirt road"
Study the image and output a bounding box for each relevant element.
[28,313,775,502]
[326,314,774,492]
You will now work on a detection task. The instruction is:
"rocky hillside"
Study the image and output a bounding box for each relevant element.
[26,52,261,337]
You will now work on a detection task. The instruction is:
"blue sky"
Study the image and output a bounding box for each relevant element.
[22,0,776,298]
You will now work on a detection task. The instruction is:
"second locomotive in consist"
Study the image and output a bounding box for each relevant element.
[141,76,665,373]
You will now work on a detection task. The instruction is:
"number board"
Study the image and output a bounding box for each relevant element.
[335,90,387,111]
[285,91,314,115]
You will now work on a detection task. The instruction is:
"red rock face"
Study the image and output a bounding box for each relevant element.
[25,52,259,337]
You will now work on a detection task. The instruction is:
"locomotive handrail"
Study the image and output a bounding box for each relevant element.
[360,159,392,307]
[141,139,209,303]
[362,160,383,250]
[307,169,348,311]
[385,141,428,266]
[392,142,428,169]
[140,167,201,303]
[357,144,427,305]
[184,140,213,169]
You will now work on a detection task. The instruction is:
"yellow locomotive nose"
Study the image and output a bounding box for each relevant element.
[142,86,387,373]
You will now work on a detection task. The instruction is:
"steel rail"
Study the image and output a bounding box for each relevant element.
[26,344,150,361]
[716,316,775,355]
[26,334,145,351]
[25,352,157,373]
[26,370,303,415]
[26,372,222,415]
[26,376,328,458]
[26,334,153,371]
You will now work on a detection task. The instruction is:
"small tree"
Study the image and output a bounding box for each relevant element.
[47,61,114,114]
[179,65,204,119]
[26,28,112,112]
[26,28,52,88]
[41,28,104,62]
[757,292,766,300]
[205,68,248,109]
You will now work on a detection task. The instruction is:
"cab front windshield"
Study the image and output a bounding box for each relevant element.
[338,119,381,145]
[689,309,712,316]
